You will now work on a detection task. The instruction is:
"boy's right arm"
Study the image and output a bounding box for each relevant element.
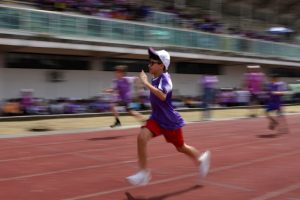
[103,88,114,93]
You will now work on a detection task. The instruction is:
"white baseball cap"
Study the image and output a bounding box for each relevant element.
[247,65,260,69]
[148,48,170,70]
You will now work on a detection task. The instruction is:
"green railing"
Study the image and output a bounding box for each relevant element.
[1,5,300,61]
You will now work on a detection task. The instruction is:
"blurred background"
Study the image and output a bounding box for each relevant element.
[1,0,300,116]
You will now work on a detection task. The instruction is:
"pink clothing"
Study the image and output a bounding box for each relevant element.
[21,96,32,107]
[244,72,265,94]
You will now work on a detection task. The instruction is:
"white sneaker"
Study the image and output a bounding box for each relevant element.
[198,150,211,179]
[126,170,151,186]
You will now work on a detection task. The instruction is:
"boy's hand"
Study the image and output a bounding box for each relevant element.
[139,70,148,85]
[272,91,286,96]
[103,88,113,93]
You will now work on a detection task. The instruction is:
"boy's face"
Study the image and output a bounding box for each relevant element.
[115,70,125,79]
[148,59,164,75]
[270,76,278,82]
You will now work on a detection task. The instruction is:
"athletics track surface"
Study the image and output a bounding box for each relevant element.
[0,115,299,200]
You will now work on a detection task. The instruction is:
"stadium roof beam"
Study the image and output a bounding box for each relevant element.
[277,0,299,13]
[1,37,300,68]
[253,0,276,9]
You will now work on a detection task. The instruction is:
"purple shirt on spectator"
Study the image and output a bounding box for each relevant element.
[21,90,33,110]
[149,72,184,130]
[21,96,32,108]
[201,75,218,88]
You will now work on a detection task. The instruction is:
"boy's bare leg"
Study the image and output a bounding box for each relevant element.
[266,112,278,130]
[128,109,146,122]
[248,104,258,117]
[137,128,153,169]
[176,144,200,166]
[276,115,289,134]
[110,103,120,118]
[110,103,121,127]
[177,143,211,180]
[248,97,259,117]
[126,128,153,186]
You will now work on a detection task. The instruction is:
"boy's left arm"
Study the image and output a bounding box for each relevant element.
[139,70,167,101]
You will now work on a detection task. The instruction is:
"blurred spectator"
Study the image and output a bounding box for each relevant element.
[1,99,22,116]
[234,89,250,106]
[243,65,266,117]
[217,88,235,107]
[20,89,34,114]
[200,75,218,120]
[48,99,64,114]
[7,0,296,43]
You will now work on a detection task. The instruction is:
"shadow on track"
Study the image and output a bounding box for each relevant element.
[124,185,202,200]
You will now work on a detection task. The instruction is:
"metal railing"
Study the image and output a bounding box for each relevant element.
[1,5,300,61]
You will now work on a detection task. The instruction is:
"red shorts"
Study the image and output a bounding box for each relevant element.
[142,119,184,148]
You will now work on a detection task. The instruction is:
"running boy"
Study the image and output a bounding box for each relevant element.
[126,48,211,186]
[104,65,145,128]
[265,74,289,134]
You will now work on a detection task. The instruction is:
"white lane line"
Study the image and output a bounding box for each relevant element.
[0,118,248,151]
[0,111,291,152]
[0,160,133,182]
[3,112,299,139]
[0,129,283,164]
[0,144,134,163]
[0,125,140,139]
[0,138,296,182]
[0,122,240,151]
[205,180,254,192]
[251,182,300,200]
[60,150,299,200]
[0,139,100,151]
[0,123,265,163]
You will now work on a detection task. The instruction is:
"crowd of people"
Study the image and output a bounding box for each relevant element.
[2,0,295,43]
[1,65,299,119]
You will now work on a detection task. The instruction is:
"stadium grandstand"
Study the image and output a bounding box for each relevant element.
[0,0,300,115]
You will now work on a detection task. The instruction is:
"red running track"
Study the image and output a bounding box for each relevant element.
[0,115,299,200]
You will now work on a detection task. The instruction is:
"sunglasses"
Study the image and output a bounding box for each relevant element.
[149,60,162,66]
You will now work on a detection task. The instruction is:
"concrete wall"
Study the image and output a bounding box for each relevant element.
[0,68,202,99]
[1,64,299,100]
[220,65,247,88]
[0,54,4,100]
[1,69,115,99]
